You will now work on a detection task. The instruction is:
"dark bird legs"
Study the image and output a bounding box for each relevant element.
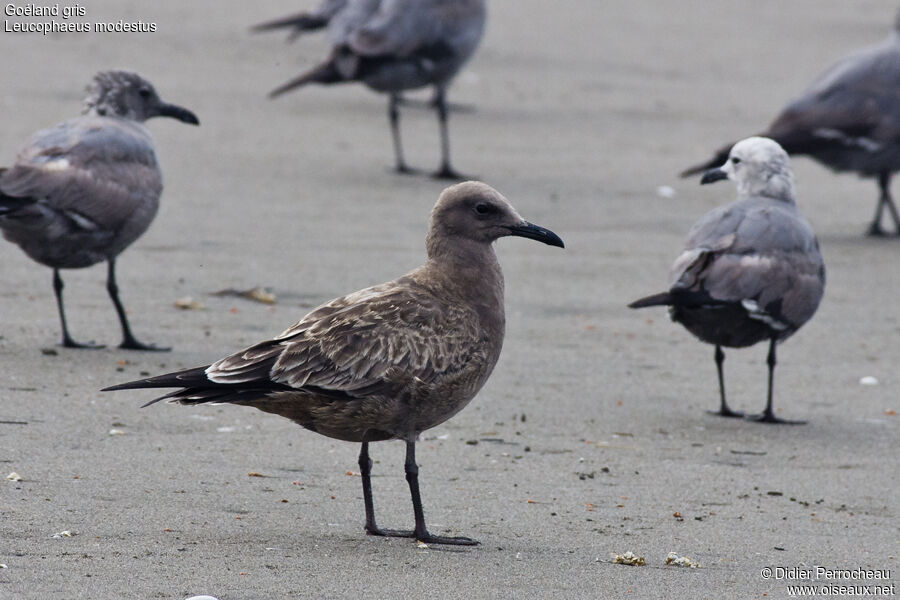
[388,87,467,180]
[52,269,102,349]
[868,172,900,236]
[709,344,744,418]
[51,260,169,351]
[106,259,170,351]
[359,440,478,546]
[745,338,806,425]
[710,339,805,425]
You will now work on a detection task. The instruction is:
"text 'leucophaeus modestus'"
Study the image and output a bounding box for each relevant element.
[633,137,825,424]
[0,70,199,350]
[104,181,564,544]
[254,0,486,179]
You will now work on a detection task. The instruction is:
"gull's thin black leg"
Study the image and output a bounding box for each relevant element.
[389,93,416,175]
[746,338,805,425]
[431,87,466,181]
[53,268,103,349]
[867,172,900,236]
[708,344,743,418]
[359,439,477,545]
[880,172,900,234]
[359,442,393,537]
[106,259,169,351]
[403,437,478,545]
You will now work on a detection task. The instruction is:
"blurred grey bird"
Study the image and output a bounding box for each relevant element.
[632,137,825,424]
[104,181,564,545]
[682,10,900,235]
[253,0,486,179]
[0,70,199,350]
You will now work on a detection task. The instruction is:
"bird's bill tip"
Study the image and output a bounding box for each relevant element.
[700,167,728,185]
[508,221,565,248]
[158,103,200,125]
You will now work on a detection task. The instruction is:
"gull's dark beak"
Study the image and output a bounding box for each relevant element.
[700,167,728,185]
[157,102,200,125]
[508,221,565,248]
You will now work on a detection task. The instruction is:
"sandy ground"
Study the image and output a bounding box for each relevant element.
[1,1,898,598]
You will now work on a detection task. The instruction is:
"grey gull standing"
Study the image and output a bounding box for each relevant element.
[0,70,199,350]
[632,137,825,424]
[254,0,486,179]
[104,181,564,544]
[682,10,900,235]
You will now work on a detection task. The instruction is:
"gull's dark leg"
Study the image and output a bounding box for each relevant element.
[867,172,900,236]
[106,259,169,351]
[746,338,806,425]
[360,439,477,545]
[708,344,743,418]
[881,172,900,234]
[404,437,478,545]
[359,442,397,537]
[431,87,467,181]
[53,269,104,349]
[389,93,416,175]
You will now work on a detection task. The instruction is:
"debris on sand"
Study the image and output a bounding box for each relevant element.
[212,287,276,305]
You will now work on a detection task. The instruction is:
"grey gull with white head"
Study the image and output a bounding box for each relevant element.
[632,137,825,424]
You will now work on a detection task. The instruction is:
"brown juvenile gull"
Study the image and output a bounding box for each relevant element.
[0,70,199,350]
[682,9,900,235]
[253,0,487,179]
[631,137,825,424]
[104,181,564,545]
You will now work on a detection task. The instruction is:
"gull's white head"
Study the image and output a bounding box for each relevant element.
[702,136,795,202]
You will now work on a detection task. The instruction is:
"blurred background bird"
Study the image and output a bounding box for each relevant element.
[254,0,486,179]
[682,9,900,236]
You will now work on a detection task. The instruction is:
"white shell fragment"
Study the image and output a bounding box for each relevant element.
[185,596,220,600]
[6,472,23,482]
[108,428,125,436]
[859,376,879,386]
[665,551,702,568]
[51,530,74,538]
[611,551,646,566]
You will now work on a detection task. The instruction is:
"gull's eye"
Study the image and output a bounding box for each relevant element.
[138,88,151,99]
[474,202,496,216]
[731,157,742,164]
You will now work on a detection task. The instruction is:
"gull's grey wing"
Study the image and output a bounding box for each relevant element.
[670,199,825,330]
[767,37,900,161]
[206,278,492,401]
[347,0,485,59]
[0,115,162,233]
[326,0,380,45]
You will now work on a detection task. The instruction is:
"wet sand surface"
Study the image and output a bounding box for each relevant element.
[0,1,897,598]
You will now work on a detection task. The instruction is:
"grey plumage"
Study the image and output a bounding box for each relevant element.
[255,0,487,178]
[0,70,199,350]
[104,181,564,544]
[682,11,900,235]
[632,137,825,423]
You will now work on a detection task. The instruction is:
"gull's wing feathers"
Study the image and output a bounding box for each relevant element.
[768,38,900,155]
[348,0,482,58]
[0,116,161,232]
[671,199,824,329]
[205,278,489,401]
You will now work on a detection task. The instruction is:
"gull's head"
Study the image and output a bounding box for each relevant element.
[84,70,199,125]
[701,136,795,202]
[426,181,564,258]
